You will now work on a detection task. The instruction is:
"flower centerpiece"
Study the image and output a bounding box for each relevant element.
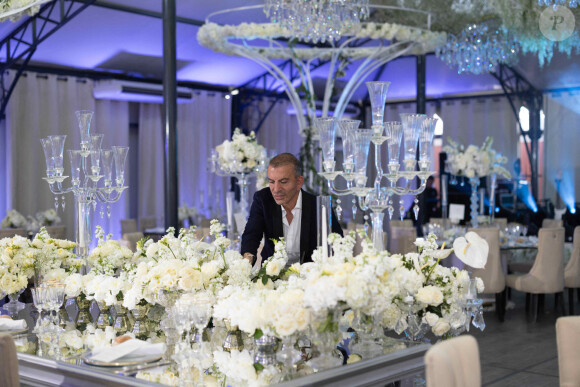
[1,209,27,229]
[213,128,267,217]
[87,226,133,275]
[215,128,265,175]
[35,209,61,227]
[443,136,511,227]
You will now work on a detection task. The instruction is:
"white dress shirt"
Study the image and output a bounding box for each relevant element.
[281,191,302,266]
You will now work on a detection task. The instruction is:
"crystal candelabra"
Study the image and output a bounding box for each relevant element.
[318,81,437,251]
[208,150,267,233]
[40,110,128,269]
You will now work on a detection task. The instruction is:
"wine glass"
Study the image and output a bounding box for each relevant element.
[31,287,48,332]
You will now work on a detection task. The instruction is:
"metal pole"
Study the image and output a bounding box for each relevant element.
[416,55,426,114]
[163,0,178,231]
[528,95,541,201]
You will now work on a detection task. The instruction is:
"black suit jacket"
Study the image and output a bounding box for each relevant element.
[241,188,343,265]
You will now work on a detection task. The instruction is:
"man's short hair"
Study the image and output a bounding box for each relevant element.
[269,153,301,177]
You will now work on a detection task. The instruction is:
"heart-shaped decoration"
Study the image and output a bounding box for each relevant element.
[452,231,489,269]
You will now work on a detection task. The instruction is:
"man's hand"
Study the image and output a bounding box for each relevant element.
[243,252,255,264]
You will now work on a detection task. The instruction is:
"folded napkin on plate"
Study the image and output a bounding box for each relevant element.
[0,319,27,331]
[89,339,166,363]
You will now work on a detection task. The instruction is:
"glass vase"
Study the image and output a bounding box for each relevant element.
[308,308,342,372]
[253,334,278,367]
[222,319,244,352]
[113,304,131,334]
[469,177,480,228]
[350,310,383,360]
[74,295,93,330]
[95,301,113,329]
[130,303,150,340]
[3,289,25,312]
[277,335,302,381]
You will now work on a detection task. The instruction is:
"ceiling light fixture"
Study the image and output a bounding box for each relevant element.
[263,0,370,43]
[537,0,578,9]
[436,23,520,75]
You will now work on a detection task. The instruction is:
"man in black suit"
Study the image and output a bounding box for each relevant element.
[241,153,343,266]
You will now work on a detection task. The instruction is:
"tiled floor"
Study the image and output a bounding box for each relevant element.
[469,291,567,387]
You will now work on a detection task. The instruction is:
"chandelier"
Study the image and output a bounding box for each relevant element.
[263,0,370,43]
[537,0,578,9]
[436,23,519,75]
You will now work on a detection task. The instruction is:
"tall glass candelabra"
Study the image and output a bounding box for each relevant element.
[318,82,438,251]
[40,110,128,269]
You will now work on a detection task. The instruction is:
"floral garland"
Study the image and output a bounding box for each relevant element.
[0,0,50,22]
[198,22,447,60]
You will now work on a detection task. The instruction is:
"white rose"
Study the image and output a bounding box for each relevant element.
[415,285,444,306]
[265,259,284,277]
[432,320,450,336]
[423,312,439,326]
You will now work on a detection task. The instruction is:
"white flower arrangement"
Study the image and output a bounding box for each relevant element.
[213,348,281,387]
[88,226,133,275]
[178,203,198,223]
[215,128,266,174]
[1,209,27,228]
[0,228,77,294]
[123,222,252,309]
[443,136,511,179]
[35,208,61,226]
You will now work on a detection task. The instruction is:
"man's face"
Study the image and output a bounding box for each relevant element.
[268,164,304,208]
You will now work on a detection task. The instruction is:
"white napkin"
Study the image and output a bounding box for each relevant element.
[0,319,27,331]
[89,339,165,363]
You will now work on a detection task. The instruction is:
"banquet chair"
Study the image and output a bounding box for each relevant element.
[494,218,508,227]
[556,316,580,386]
[506,228,566,322]
[139,217,157,233]
[564,227,580,315]
[390,219,413,228]
[424,335,481,387]
[120,219,137,235]
[44,226,66,240]
[0,333,20,387]
[468,227,506,321]
[543,218,563,228]
[389,227,417,255]
[122,232,144,251]
[200,217,212,228]
[0,228,28,239]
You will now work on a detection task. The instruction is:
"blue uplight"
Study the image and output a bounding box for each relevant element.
[516,180,538,213]
[495,207,500,213]
[554,169,576,215]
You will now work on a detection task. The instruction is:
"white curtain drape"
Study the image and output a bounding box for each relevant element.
[543,93,580,209]
[3,71,130,240]
[439,97,518,174]
[137,103,164,225]
[177,91,232,220]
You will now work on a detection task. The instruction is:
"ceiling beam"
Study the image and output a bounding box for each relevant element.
[93,0,204,27]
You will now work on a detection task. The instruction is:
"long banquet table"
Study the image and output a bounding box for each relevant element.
[7,304,430,387]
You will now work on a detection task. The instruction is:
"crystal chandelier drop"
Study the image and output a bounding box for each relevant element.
[436,23,520,75]
[263,0,370,43]
[537,0,578,9]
